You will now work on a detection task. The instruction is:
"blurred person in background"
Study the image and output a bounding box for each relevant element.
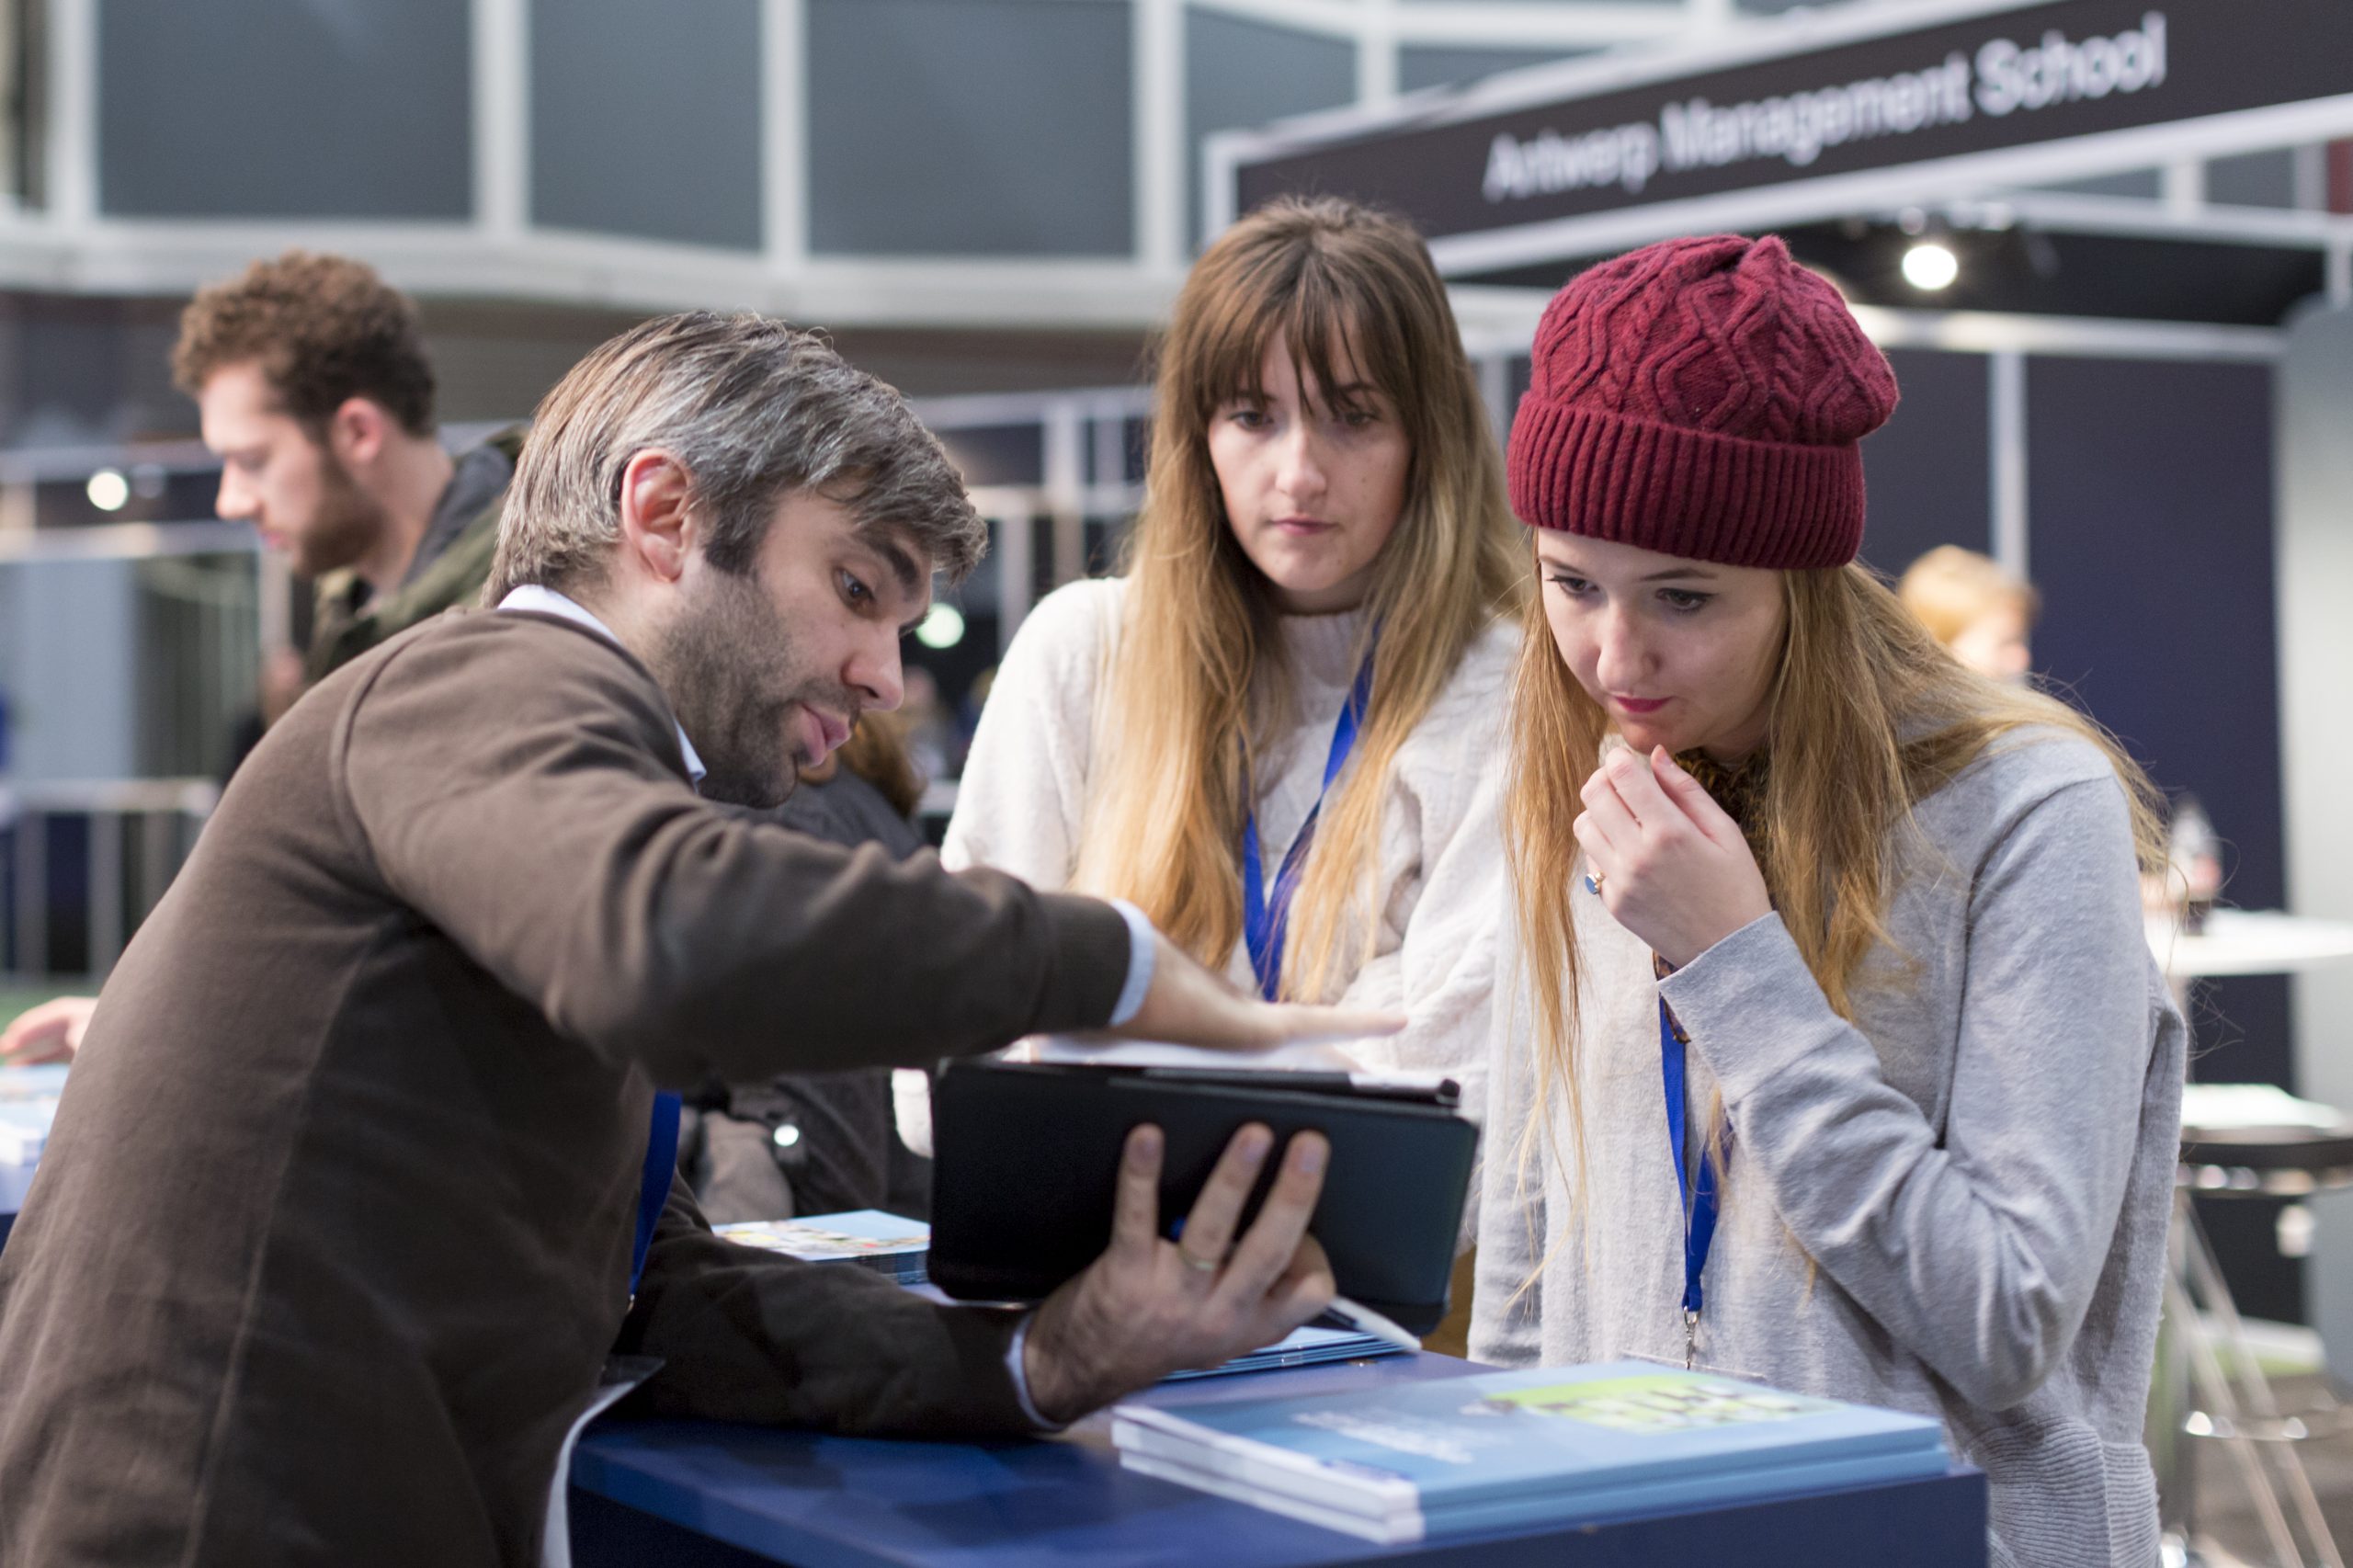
[945,196,1524,1107]
[687,716,936,1223]
[1897,543,2039,683]
[183,249,520,684]
[893,664,959,788]
[2,251,517,1066]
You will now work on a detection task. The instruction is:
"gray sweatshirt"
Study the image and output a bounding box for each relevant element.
[1472,728,2185,1568]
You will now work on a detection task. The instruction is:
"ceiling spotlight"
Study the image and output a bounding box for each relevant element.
[85,468,131,511]
[915,602,966,651]
[1901,242,1960,292]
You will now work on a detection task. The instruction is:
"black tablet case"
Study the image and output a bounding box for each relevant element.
[926,1060,1478,1335]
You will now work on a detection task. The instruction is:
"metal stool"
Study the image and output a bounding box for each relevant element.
[2158,1113,2353,1567]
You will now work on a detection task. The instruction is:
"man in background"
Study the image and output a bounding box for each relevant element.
[182,248,516,682]
[3,251,510,1062]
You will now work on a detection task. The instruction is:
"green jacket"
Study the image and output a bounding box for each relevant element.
[302,427,522,685]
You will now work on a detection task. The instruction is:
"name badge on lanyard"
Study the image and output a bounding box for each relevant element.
[1239,653,1375,1003]
[631,1091,683,1300]
[1657,977,1732,1370]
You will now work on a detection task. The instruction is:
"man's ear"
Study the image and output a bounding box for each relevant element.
[325,397,391,470]
[617,449,696,585]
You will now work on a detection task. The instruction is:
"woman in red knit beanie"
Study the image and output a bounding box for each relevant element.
[1471,233,2185,1568]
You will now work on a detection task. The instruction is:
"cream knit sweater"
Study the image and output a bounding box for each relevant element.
[942,575,1516,1115]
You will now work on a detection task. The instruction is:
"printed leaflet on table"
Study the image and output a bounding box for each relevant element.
[713,1210,930,1283]
[1112,1360,1949,1544]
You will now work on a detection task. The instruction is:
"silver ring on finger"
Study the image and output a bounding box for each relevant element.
[1177,1247,1221,1275]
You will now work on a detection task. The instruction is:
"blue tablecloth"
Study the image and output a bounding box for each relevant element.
[570,1352,1987,1568]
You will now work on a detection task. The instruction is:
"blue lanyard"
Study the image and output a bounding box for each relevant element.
[631,1091,682,1298]
[1240,653,1375,1003]
[1659,990,1730,1369]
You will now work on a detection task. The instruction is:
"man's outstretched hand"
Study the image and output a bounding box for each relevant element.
[1111,932,1402,1053]
[0,995,97,1065]
[1021,1121,1336,1425]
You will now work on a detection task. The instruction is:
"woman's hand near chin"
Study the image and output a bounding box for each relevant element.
[1573,745,1773,968]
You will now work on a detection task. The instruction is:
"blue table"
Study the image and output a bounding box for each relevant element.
[570,1354,1987,1567]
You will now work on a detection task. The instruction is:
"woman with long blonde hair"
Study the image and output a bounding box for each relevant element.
[1470,235,2182,1568]
[944,197,1523,1101]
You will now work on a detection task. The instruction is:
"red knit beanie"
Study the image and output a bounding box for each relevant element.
[1506,233,1898,569]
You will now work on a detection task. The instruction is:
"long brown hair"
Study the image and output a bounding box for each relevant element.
[1504,557,2165,1240]
[832,716,924,818]
[1072,197,1525,998]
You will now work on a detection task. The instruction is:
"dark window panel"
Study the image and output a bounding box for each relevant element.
[2031,167,2164,199]
[99,0,470,219]
[1188,10,1355,249]
[1859,348,1992,579]
[2208,148,2300,210]
[530,0,762,251]
[938,424,1043,489]
[808,0,1132,257]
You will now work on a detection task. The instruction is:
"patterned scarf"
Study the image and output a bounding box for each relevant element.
[1674,747,1771,868]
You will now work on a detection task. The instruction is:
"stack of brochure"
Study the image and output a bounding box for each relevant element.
[0,1064,67,1165]
[714,1210,930,1285]
[1162,1319,1406,1382]
[1113,1361,1949,1544]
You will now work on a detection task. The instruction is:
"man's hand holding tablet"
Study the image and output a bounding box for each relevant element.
[1004,926,1406,1423]
[1019,1121,1336,1425]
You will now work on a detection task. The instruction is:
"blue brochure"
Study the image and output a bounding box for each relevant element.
[1112,1360,1949,1544]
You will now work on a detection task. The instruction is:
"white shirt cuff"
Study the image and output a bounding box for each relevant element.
[1005,1311,1067,1431]
[1107,898,1156,1028]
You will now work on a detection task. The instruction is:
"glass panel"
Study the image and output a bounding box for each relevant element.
[938,424,1045,488]
[531,0,762,250]
[808,0,1132,256]
[98,0,470,219]
[1187,10,1355,249]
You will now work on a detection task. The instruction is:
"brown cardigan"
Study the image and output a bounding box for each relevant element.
[0,610,1131,1566]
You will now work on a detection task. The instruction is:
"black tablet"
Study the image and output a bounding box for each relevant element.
[926,1059,1478,1335]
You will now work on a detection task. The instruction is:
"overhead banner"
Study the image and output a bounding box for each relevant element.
[1225,0,2353,250]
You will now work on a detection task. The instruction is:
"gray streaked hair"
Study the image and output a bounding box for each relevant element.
[485,312,984,603]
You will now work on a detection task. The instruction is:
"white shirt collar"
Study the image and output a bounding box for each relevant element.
[495,585,707,788]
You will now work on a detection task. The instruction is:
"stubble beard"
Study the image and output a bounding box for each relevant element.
[657,567,856,811]
[293,446,392,582]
